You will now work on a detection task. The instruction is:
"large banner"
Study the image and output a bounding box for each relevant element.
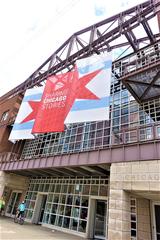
[32,70,78,133]
[9,87,43,141]
[9,52,112,139]
[32,52,112,133]
[65,52,112,124]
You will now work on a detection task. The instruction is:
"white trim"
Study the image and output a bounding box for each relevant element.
[31,192,48,224]
[90,196,108,201]
[37,192,48,195]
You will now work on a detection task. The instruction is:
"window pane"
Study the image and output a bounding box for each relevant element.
[72,207,80,218]
[78,220,87,232]
[82,197,88,207]
[57,204,64,215]
[65,206,71,216]
[51,204,58,214]
[50,214,56,225]
[63,217,70,228]
[80,208,88,220]
[91,185,99,195]
[71,218,78,231]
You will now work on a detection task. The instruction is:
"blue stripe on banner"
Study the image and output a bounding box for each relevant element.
[23,93,42,102]
[70,96,110,112]
[12,121,34,130]
[78,60,112,75]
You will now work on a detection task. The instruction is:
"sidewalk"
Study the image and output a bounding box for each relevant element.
[0,216,84,240]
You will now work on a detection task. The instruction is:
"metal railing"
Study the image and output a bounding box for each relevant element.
[0,123,160,163]
[113,41,160,77]
[0,152,20,163]
[111,123,160,145]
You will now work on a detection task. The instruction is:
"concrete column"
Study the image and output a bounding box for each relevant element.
[108,189,131,240]
[0,170,29,197]
[108,164,131,240]
[0,171,5,196]
[137,199,151,240]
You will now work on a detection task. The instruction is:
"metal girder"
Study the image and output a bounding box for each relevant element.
[2,139,160,171]
[140,69,160,100]
[141,19,155,42]
[71,167,92,176]
[124,31,138,52]
[125,79,160,88]
[114,38,160,103]
[39,168,61,177]
[87,166,110,175]
[0,1,159,102]
[55,168,77,176]
[6,166,110,177]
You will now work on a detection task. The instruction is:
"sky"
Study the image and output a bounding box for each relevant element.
[0,0,146,96]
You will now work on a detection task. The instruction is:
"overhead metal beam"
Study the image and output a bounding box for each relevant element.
[57,168,77,176]
[88,166,110,175]
[140,70,160,100]
[72,167,92,176]
[124,31,138,52]
[0,0,159,102]
[125,79,160,88]
[141,19,155,43]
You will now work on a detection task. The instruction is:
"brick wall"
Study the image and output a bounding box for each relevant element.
[0,94,23,153]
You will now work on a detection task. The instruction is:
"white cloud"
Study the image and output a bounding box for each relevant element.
[0,0,152,96]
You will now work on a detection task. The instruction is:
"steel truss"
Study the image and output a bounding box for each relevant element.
[0,0,160,102]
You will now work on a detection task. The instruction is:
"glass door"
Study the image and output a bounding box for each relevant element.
[94,200,107,240]
[155,205,160,240]
[38,195,47,224]
[6,191,22,216]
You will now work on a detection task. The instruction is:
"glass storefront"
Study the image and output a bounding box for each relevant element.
[6,191,22,216]
[25,176,109,235]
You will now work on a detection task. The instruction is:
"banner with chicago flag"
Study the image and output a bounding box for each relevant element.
[65,52,112,124]
[9,87,44,141]
[9,52,112,140]
[32,52,112,133]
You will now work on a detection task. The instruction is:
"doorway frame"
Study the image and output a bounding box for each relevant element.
[87,196,108,240]
[151,201,160,240]
[5,190,22,217]
[32,192,48,224]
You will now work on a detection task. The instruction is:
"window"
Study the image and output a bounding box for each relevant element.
[25,176,109,234]
[130,198,137,240]
[1,110,9,122]
[21,121,111,159]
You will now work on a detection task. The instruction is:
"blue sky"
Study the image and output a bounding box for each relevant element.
[0,0,146,96]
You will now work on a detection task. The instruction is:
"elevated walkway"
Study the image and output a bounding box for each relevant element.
[0,123,160,177]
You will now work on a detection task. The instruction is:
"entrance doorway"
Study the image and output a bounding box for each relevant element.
[6,191,22,217]
[94,200,107,240]
[33,193,47,224]
[154,204,160,240]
